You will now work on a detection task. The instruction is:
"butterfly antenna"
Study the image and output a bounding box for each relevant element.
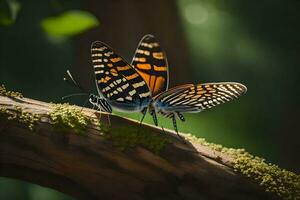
[67,70,77,84]
[64,69,87,92]
[62,93,89,100]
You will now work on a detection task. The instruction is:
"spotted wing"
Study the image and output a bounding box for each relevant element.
[91,41,151,111]
[131,34,168,97]
[153,82,247,113]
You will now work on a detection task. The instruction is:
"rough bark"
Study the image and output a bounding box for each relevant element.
[0,95,275,200]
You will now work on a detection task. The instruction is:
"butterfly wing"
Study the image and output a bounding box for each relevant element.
[131,34,169,97]
[91,41,151,112]
[152,82,247,113]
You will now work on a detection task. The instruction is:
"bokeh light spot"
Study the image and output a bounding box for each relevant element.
[184,3,208,25]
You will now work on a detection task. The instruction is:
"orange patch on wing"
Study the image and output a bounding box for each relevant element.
[149,75,156,92]
[136,63,151,70]
[153,76,165,95]
[152,52,164,59]
[117,66,130,71]
[153,65,167,71]
[197,90,207,94]
[136,69,151,87]
[110,69,118,76]
[136,57,146,62]
[99,76,111,83]
[110,57,122,63]
[126,73,139,80]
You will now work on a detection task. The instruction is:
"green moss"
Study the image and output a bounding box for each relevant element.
[49,103,91,133]
[102,125,170,154]
[0,84,23,98]
[230,150,300,199]
[0,106,40,130]
[184,133,300,200]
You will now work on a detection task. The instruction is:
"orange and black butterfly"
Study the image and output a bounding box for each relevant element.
[91,35,247,138]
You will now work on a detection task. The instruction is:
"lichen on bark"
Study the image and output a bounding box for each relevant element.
[184,133,300,200]
[0,84,23,98]
[48,103,92,133]
[0,106,40,130]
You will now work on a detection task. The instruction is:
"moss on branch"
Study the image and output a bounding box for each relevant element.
[0,106,40,130]
[184,134,300,200]
[48,103,92,133]
[0,84,23,98]
[0,85,39,130]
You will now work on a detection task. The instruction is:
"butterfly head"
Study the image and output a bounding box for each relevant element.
[89,94,96,102]
[88,93,113,113]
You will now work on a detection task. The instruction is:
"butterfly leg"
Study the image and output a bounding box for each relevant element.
[149,109,166,134]
[140,107,147,124]
[176,112,185,122]
[151,109,158,126]
[172,115,185,143]
[107,114,111,127]
[80,98,89,112]
[88,104,96,118]
[98,107,111,127]
[137,108,147,134]
[161,126,167,135]
[98,107,102,121]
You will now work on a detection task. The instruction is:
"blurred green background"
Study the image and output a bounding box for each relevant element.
[1,0,299,199]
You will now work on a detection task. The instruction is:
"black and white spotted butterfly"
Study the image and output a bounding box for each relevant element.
[90,34,247,138]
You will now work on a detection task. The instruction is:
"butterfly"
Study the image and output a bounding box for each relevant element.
[90,34,247,139]
[63,35,162,119]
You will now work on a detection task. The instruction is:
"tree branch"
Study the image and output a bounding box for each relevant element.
[0,94,282,200]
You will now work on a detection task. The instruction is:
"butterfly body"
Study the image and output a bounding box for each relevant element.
[105,95,150,112]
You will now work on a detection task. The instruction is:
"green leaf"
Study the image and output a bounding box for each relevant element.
[41,10,99,37]
[0,0,21,26]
